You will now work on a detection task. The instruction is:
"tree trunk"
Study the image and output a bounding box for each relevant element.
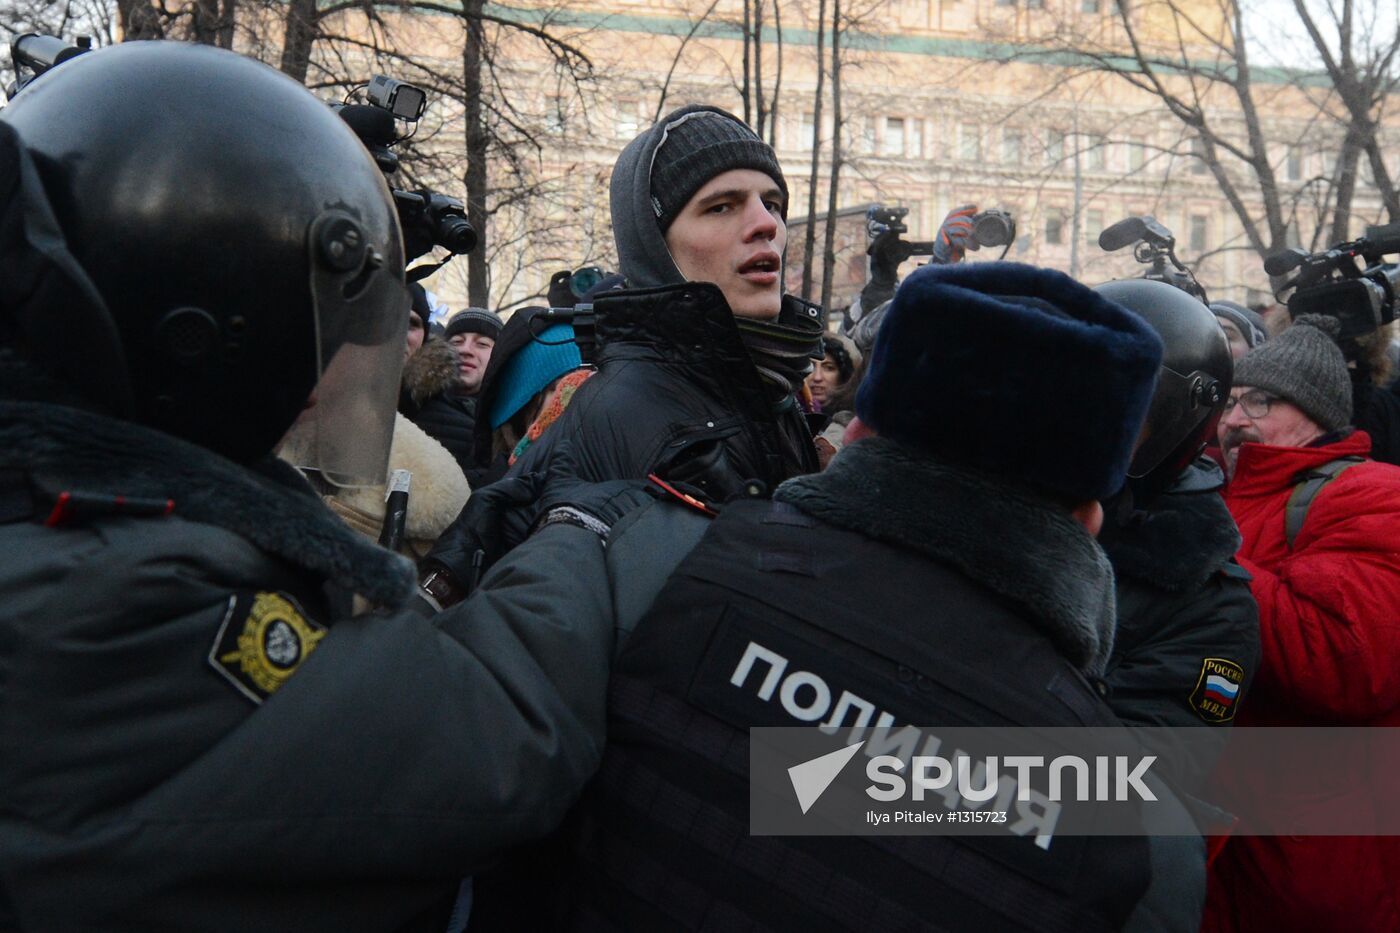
[800,0,827,303]
[1329,120,1365,243]
[819,0,842,314]
[769,0,782,148]
[118,0,165,39]
[278,0,318,82]
[754,0,766,138]
[462,0,490,307]
[191,0,220,44]
[216,0,237,49]
[741,0,752,126]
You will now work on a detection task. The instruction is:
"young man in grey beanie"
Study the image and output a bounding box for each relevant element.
[422,106,825,601]
[1206,314,1400,932]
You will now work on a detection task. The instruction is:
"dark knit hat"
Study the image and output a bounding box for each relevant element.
[444,307,503,342]
[855,262,1164,502]
[649,108,787,232]
[1233,314,1351,431]
[1210,300,1267,349]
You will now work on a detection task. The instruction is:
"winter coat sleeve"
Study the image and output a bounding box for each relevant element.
[127,522,614,879]
[1239,469,1400,720]
[1106,571,1260,783]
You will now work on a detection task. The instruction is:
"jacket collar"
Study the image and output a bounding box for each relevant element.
[1101,460,1242,591]
[0,393,415,608]
[773,437,1119,677]
[1228,429,1372,498]
[590,283,817,421]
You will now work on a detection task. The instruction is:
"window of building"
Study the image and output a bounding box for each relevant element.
[1129,138,1146,171]
[1190,135,1208,175]
[1045,210,1065,245]
[960,124,981,161]
[1086,209,1105,242]
[615,100,639,140]
[1082,0,1100,11]
[1190,215,1208,252]
[1002,130,1023,164]
[1027,0,1044,9]
[997,0,1015,7]
[908,118,924,158]
[884,117,906,156]
[1086,134,1106,171]
[800,112,816,152]
[1046,130,1064,166]
[1286,147,1302,181]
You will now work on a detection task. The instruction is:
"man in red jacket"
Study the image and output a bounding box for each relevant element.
[1205,315,1400,932]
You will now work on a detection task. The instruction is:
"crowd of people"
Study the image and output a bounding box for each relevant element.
[3,39,1400,933]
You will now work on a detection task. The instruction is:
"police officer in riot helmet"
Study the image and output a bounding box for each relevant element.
[0,41,614,930]
[1091,278,1261,932]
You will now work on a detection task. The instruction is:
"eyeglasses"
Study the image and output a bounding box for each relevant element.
[1222,390,1279,420]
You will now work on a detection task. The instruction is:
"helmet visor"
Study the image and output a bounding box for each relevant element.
[1128,365,1218,479]
[279,212,408,488]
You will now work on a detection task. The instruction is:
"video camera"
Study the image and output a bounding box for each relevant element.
[1264,224,1400,341]
[6,33,91,100]
[1099,215,1208,303]
[332,76,476,273]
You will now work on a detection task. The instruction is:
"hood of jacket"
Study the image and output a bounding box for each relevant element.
[611,104,743,289]
[401,335,460,408]
[774,436,1119,677]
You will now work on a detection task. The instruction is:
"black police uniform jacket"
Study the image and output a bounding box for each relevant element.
[540,438,1152,932]
[1098,459,1261,932]
[507,282,820,502]
[0,368,613,932]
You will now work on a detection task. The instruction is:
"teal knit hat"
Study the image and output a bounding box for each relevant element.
[487,323,583,429]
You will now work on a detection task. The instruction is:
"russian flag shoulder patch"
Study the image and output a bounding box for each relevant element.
[1189,657,1246,723]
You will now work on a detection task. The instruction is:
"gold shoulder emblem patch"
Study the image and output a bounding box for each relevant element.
[1188,657,1245,723]
[209,591,327,704]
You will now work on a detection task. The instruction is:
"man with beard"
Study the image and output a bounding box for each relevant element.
[1205,315,1400,932]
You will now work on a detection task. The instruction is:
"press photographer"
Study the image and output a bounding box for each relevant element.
[844,203,1016,353]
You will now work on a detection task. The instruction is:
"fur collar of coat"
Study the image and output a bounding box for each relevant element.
[0,358,414,607]
[774,436,1119,677]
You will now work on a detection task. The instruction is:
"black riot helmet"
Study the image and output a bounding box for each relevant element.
[0,42,407,484]
[1093,278,1232,486]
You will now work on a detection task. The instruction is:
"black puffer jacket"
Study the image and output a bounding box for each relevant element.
[1100,459,1260,772]
[508,282,820,501]
[1354,370,1400,467]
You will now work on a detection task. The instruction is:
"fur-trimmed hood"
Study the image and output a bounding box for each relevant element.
[0,363,415,607]
[774,436,1119,676]
[401,336,459,408]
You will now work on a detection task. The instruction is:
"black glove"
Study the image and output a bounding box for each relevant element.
[420,468,548,603]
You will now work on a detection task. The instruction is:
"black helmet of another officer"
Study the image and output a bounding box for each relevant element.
[0,42,407,485]
[1093,278,1232,489]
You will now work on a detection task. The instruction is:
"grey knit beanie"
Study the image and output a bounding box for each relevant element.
[1233,314,1352,431]
[649,109,787,232]
[444,307,503,342]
